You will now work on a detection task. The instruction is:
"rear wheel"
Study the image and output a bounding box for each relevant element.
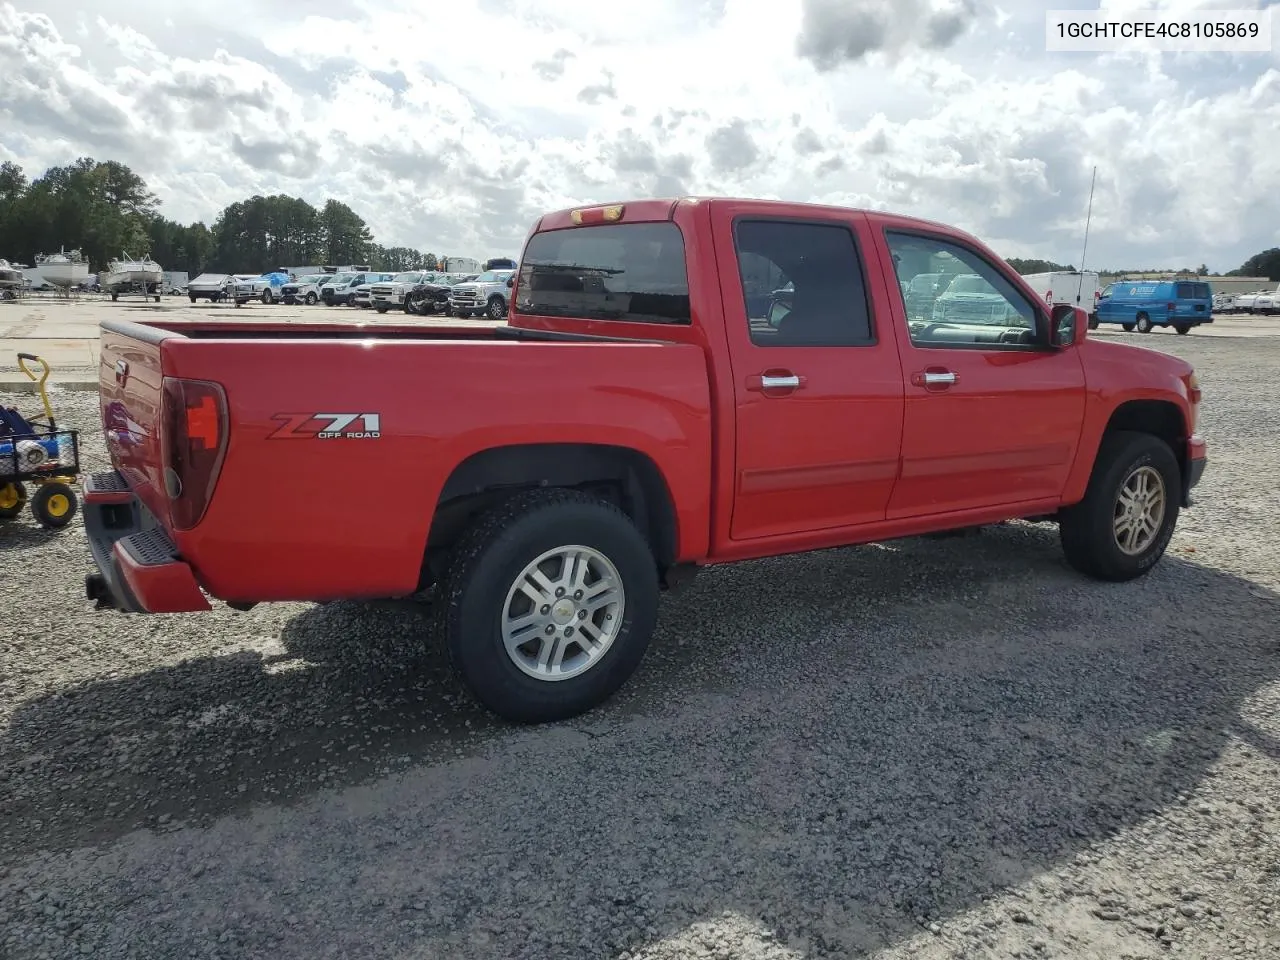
[437,489,659,723]
[375,305,389,313]
[1088,313,1099,330]
[1058,430,1180,582]
[189,294,197,303]
[1121,322,1134,332]
[1134,312,1153,333]
[0,481,27,519]
[1174,324,1191,335]
[31,481,78,529]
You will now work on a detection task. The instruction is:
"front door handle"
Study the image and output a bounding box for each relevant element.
[746,370,806,395]
[911,368,958,390]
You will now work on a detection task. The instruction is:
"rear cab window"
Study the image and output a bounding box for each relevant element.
[515,222,690,324]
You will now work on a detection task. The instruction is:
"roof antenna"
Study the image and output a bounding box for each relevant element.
[1076,164,1097,306]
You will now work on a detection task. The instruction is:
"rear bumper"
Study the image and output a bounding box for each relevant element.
[82,471,211,614]
[1183,436,1207,507]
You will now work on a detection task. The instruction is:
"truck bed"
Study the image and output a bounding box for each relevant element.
[94,318,713,606]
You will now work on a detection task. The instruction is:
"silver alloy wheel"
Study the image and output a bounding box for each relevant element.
[1113,465,1166,555]
[501,545,626,682]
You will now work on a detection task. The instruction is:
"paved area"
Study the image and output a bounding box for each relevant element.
[0,330,1278,959]
[0,294,502,390]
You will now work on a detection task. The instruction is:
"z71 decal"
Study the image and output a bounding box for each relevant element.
[268,413,381,439]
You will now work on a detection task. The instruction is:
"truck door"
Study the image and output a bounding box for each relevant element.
[869,225,1086,518]
[710,204,906,541]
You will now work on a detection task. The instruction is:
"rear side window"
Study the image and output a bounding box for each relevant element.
[734,219,873,346]
[1176,282,1196,299]
[516,222,690,324]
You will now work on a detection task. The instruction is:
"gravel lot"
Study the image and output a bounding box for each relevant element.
[1,329,1278,960]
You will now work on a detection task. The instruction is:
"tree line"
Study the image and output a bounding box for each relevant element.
[4,156,1278,282]
[0,157,442,277]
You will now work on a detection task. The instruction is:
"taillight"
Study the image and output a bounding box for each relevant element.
[161,377,228,530]
[1167,302,1176,312]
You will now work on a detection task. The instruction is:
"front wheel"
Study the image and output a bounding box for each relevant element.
[375,305,389,314]
[438,489,660,723]
[1058,430,1180,582]
[1134,312,1153,333]
[261,289,273,304]
[189,294,197,303]
[1088,313,1099,330]
[305,292,317,305]
[487,296,507,321]
[31,481,78,529]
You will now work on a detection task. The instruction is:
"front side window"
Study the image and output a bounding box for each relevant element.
[885,231,1039,348]
[516,222,690,324]
[734,219,873,346]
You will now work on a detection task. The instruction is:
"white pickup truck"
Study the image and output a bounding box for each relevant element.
[233,272,290,306]
[369,270,445,313]
[280,274,330,305]
[447,268,515,319]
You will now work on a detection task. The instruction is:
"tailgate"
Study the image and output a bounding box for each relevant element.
[99,325,170,528]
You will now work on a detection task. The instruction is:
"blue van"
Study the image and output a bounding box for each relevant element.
[1095,279,1213,334]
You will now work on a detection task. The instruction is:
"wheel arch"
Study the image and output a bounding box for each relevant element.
[423,442,679,588]
[1063,397,1190,507]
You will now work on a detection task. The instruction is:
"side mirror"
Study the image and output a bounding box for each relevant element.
[1050,304,1083,347]
[506,276,514,288]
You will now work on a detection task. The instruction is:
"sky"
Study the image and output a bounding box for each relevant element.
[1,0,1279,270]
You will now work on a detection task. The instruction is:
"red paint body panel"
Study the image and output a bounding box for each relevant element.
[92,196,1205,612]
[113,540,211,613]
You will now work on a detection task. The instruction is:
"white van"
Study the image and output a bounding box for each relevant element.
[1020,271,1101,325]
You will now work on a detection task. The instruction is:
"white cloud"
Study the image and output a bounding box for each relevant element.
[1,0,1279,269]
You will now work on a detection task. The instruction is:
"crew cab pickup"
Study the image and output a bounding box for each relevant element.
[83,197,1207,724]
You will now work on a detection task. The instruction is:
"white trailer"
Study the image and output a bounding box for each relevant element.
[1020,271,1101,323]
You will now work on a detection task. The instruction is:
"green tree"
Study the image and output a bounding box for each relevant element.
[318,199,373,266]
[1005,257,1074,274]
[1228,248,1280,281]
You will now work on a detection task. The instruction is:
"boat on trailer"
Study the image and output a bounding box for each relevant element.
[34,249,90,289]
[102,254,164,302]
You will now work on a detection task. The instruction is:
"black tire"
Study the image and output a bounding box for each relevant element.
[261,289,273,304]
[1174,324,1191,335]
[30,482,78,529]
[1058,430,1180,582]
[487,295,507,321]
[1134,312,1152,333]
[189,294,197,303]
[403,298,417,314]
[1088,313,1099,330]
[0,481,28,520]
[110,292,119,301]
[1121,322,1134,332]
[375,305,389,314]
[305,292,317,305]
[438,489,660,723]
[442,304,453,317]
[456,309,471,318]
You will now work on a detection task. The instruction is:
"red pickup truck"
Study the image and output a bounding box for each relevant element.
[84,197,1206,722]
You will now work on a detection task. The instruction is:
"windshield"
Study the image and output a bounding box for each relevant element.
[393,272,422,283]
[329,273,354,284]
[475,270,513,284]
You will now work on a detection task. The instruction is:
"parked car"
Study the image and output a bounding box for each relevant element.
[187,273,233,303]
[448,268,515,319]
[349,274,395,309]
[281,274,330,305]
[83,197,1206,726]
[370,271,443,313]
[900,272,948,320]
[321,271,390,306]
[931,273,1024,325]
[1095,279,1213,334]
[233,271,290,306]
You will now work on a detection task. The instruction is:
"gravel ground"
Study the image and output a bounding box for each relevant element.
[1,330,1278,960]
